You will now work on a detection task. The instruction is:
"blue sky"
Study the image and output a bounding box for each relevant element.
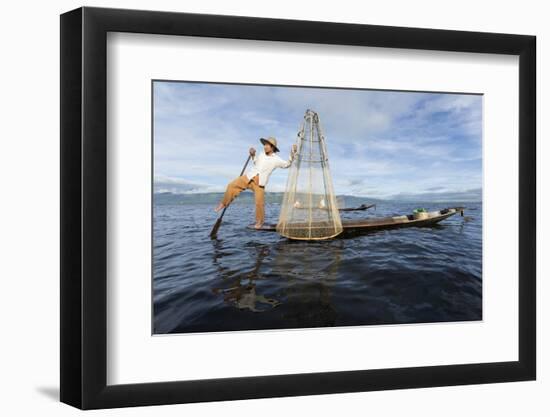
[153,81,482,200]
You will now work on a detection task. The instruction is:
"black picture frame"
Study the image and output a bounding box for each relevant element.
[60,6,536,410]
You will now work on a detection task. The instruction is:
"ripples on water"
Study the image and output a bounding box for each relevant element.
[153,201,482,334]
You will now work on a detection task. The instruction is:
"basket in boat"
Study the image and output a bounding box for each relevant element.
[412,208,428,220]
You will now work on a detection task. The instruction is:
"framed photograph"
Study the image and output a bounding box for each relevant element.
[60,6,536,409]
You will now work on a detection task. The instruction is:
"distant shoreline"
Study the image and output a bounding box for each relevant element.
[153,191,482,205]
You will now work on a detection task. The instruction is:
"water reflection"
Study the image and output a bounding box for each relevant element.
[210,237,343,325]
[272,240,343,327]
[153,201,482,334]
[211,241,280,312]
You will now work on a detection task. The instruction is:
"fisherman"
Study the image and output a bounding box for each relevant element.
[214,137,297,229]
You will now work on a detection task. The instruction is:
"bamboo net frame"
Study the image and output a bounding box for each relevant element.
[276,110,343,240]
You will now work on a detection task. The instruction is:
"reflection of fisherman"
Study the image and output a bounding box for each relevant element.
[211,243,281,313]
[215,137,297,229]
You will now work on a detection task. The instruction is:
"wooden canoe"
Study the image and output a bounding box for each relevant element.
[338,203,376,212]
[248,207,465,236]
[292,203,376,212]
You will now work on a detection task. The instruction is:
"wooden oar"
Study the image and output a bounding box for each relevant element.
[210,154,252,239]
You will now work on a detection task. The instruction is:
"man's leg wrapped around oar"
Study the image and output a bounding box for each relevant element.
[218,175,250,209]
[216,174,265,228]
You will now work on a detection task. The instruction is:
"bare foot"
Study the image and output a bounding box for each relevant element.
[254,222,264,229]
[214,203,225,212]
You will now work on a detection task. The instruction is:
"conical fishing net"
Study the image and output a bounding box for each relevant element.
[276,110,343,240]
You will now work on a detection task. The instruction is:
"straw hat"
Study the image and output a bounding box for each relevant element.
[260,136,280,153]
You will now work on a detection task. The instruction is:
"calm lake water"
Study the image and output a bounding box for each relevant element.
[153,198,482,334]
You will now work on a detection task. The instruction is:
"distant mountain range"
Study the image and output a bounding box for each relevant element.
[388,188,482,203]
[153,189,481,206]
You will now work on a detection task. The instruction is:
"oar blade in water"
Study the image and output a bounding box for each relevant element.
[210,218,223,239]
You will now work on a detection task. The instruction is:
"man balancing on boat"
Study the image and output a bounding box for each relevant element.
[214,137,297,229]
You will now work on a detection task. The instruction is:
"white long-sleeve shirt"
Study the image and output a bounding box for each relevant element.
[246,151,295,186]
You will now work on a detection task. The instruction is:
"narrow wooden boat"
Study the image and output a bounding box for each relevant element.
[338,203,376,212]
[292,202,376,212]
[248,207,465,236]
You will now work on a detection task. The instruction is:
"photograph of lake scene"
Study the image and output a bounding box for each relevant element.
[152,80,482,334]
